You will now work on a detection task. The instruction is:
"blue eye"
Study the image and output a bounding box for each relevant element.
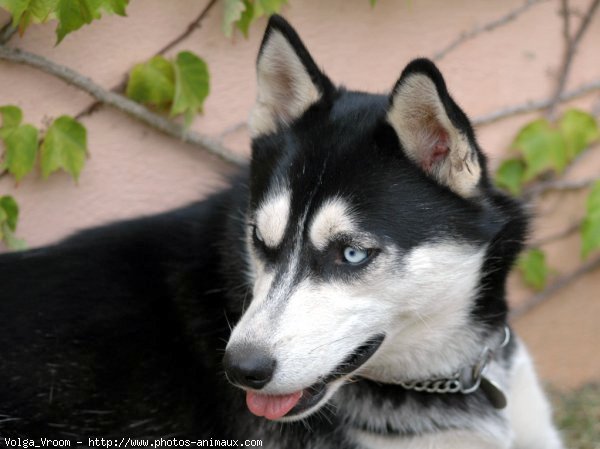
[343,247,369,264]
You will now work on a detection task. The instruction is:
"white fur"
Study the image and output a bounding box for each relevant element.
[507,341,564,449]
[229,237,488,398]
[249,30,321,137]
[308,197,356,250]
[255,189,291,248]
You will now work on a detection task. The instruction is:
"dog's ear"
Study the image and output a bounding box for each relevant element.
[249,15,333,137]
[387,59,483,198]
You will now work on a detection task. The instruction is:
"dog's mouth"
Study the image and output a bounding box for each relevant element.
[245,334,385,420]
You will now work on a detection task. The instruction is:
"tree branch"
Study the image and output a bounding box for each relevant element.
[432,0,549,61]
[524,176,600,198]
[528,220,582,247]
[0,22,17,45]
[546,0,600,118]
[472,78,600,126]
[510,253,600,318]
[75,0,219,120]
[0,45,245,166]
[156,0,219,56]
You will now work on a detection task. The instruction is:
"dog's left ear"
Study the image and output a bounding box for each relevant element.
[249,15,333,137]
[387,59,483,198]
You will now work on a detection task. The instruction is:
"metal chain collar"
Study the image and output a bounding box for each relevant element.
[398,327,511,395]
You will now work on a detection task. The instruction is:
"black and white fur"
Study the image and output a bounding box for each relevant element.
[0,16,562,449]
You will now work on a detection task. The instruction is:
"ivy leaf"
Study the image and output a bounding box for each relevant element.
[1,222,27,250]
[517,248,549,291]
[513,119,568,181]
[0,0,30,27]
[28,0,58,21]
[495,158,526,195]
[172,51,210,126]
[559,109,600,160]
[258,0,286,15]
[55,0,100,43]
[54,0,128,43]
[236,0,262,38]
[2,124,39,182]
[101,0,127,16]
[40,115,87,181]
[0,105,23,133]
[0,195,19,232]
[0,196,26,250]
[581,181,600,259]
[223,0,246,38]
[126,56,175,109]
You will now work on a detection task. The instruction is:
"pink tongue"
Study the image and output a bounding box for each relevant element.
[246,390,303,420]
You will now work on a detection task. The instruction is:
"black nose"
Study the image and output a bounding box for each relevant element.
[223,344,276,389]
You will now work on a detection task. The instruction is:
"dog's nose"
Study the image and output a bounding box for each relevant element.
[223,345,276,390]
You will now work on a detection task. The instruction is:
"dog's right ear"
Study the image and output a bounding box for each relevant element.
[249,15,333,137]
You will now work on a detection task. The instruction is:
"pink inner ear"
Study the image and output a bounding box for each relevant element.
[422,127,449,171]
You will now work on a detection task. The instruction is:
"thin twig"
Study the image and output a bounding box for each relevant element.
[546,0,600,118]
[0,22,17,45]
[75,0,219,120]
[0,45,245,166]
[472,78,600,126]
[524,176,600,198]
[529,220,582,247]
[432,0,549,61]
[156,0,219,56]
[510,254,600,318]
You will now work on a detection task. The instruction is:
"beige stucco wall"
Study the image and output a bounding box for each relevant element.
[1,0,599,388]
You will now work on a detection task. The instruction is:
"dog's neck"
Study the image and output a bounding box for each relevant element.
[358,309,508,383]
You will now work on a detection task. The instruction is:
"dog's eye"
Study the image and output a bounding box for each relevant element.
[253,225,264,243]
[342,247,369,264]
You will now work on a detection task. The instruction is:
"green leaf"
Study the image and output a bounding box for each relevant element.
[28,0,58,21]
[126,56,175,109]
[517,248,549,291]
[223,0,246,38]
[101,0,127,15]
[370,0,377,6]
[495,158,526,195]
[513,118,568,181]
[0,195,19,231]
[55,0,101,43]
[2,124,39,181]
[0,105,23,131]
[258,0,286,15]
[0,0,30,26]
[54,0,127,43]
[172,51,210,126]
[559,109,600,160]
[236,0,262,38]
[1,222,27,250]
[581,181,600,259]
[40,115,87,181]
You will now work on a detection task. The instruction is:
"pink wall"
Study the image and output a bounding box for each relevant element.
[1,0,599,387]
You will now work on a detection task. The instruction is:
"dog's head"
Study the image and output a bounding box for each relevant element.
[223,15,526,421]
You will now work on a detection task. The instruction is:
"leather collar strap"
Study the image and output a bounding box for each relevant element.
[394,327,511,409]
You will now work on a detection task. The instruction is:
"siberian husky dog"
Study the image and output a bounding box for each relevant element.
[0,15,563,449]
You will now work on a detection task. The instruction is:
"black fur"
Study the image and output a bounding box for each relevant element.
[0,15,526,446]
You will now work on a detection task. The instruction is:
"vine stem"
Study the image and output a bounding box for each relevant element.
[433,0,550,62]
[0,45,245,166]
[75,0,220,120]
[510,254,600,319]
[546,0,600,119]
[524,176,600,198]
[472,78,600,126]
